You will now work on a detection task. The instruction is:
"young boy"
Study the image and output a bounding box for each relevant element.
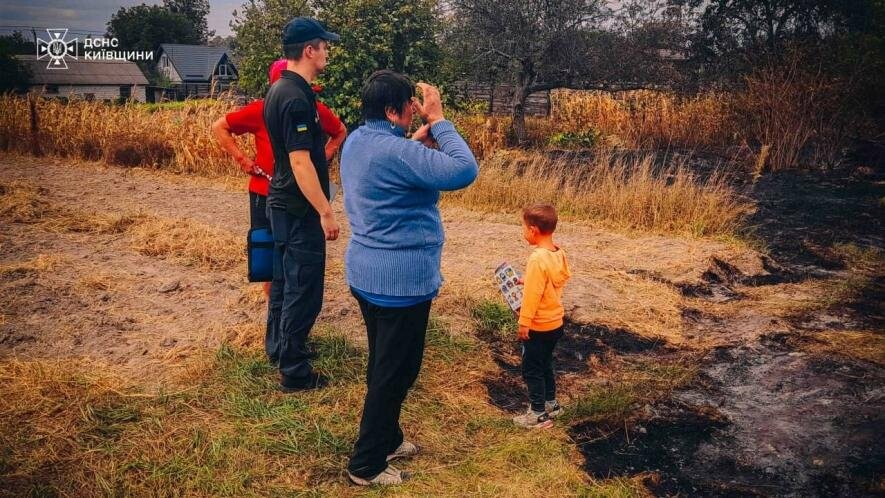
[513,204,571,429]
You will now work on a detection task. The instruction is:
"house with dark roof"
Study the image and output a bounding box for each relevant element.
[157,44,238,99]
[17,55,149,102]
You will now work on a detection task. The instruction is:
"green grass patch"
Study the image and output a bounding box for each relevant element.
[470,299,517,336]
[0,319,660,496]
[425,316,476,363]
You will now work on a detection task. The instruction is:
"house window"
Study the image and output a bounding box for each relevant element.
[45,85,59,94]
[120,85,132,99]
[218,64,228,77]
[161,55,167,68]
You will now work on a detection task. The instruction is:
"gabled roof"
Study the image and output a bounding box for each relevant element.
[17,55,148,85]
[159,44,234,82]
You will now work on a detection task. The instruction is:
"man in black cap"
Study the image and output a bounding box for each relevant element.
[263,17,340,391]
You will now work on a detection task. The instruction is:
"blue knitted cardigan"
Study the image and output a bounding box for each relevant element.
[341,119,478,296]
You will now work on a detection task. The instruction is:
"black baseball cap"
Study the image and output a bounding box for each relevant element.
[282,17,340,45]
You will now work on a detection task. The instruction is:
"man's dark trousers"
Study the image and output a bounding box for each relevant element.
[347,292,431,479]
[521,327,563,412]
[266,206,325,379]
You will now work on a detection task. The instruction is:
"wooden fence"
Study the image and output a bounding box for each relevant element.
[456,81,552,117]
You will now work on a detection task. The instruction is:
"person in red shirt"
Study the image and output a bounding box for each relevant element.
[212,59,346,297]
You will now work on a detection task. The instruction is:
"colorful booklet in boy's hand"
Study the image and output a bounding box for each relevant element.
[494,262,523,311]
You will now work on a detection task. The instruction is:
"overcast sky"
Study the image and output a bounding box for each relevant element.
[0,0,240,38]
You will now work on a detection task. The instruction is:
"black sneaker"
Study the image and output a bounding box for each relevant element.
[279,372,328,392]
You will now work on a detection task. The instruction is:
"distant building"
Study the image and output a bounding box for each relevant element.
[17,55,149,102]
[156,44,238,99]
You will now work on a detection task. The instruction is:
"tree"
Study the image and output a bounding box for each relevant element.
[0,40,31,94]
[230,0,313,97]
[0,31,35,55]
[670,0,878,81]
[315,0,445,125]
[449,0,610,143]
[231,0,445,125]
[208,35,237,48]
[108,3,208,85]
[164,0,214,43]
[107,4,202,53]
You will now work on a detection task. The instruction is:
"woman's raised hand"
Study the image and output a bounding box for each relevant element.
[413,83,444,126]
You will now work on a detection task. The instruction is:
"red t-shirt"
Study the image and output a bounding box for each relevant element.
[225,99,344,196]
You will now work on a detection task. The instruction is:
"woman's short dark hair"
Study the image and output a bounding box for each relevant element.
[360,70,415,121]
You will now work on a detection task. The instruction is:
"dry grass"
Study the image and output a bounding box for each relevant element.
[0,95,242,175]
[453,90,734,156]
[808,330,885,365]
[0,181,50,223]
[0,254,64,277]
[0,180,244,272]
[551,90,734,150]
[0,318,634,497]
[129,216,244,271]
[443,150,749,237]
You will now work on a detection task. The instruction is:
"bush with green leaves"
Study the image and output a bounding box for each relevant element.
[232,0,447,127]
[315,0,446,126]
[547,130,599,149]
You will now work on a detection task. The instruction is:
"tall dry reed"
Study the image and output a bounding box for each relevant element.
[550,90,735,150]
[0,95,242,175]
[733,55,861,172]
[443,150,748,237]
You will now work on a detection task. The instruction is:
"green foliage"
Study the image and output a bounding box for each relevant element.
[106,0,211,85]
[230,0,313,97]
[470,300,517,336]
[0,31,34,55]
[548,130,600,149]
[560,385,636,423]
[315,0,446,126]
[107,4,203,53]
[425,316,476,363]
[164,0,213,43]
[231,0,447,123]
[0,42,31,94]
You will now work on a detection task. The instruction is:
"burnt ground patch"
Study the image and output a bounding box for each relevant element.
[746,169,884,271]
[478,321,667,412]
[570,401,737,497]
[571,337,885,497]
[630,255,806,304]
[743,169,884,330]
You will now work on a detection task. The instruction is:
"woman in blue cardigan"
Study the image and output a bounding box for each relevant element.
[341,70,478,486]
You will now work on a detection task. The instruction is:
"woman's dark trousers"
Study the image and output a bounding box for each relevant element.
[347,292,431,479]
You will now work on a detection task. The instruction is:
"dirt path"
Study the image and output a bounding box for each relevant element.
[0,156,760,374]
[1,153,882,496]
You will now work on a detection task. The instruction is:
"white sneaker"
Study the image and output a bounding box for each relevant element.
[347,465,410,486]
[545,400,563,418]
[387,440,419,461]
[512,408,553,429]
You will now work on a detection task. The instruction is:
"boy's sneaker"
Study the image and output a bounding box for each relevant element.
[545,400,563,418]
[512,409,553,429]
[387,440,419,462]
[347,465,410,486]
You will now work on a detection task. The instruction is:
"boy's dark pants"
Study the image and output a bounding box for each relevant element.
[521,326,564,412]
[266,207,325,380]
[347,292,431,479]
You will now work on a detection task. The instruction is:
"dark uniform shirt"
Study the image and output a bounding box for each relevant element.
[263,70,330,217]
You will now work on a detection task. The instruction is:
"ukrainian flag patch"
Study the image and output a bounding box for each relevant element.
[296,124,308,133]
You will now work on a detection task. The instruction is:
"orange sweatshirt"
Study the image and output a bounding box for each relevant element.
[518,247,571,332]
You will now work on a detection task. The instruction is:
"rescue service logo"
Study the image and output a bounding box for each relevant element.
[36,29,154,70]
[37,29,78,69]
